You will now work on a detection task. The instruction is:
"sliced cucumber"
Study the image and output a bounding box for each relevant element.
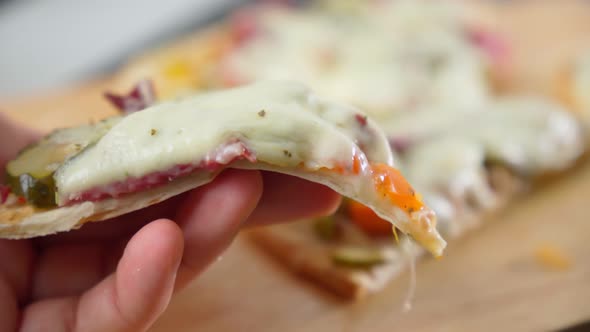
[331,246,387,268]
[5,117,121,207]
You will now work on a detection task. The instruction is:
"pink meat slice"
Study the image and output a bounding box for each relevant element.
[65,140,256,205]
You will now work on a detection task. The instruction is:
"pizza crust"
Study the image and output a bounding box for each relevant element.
[248,222,413,300]
[0,172,213,239]
[247,165,526,299]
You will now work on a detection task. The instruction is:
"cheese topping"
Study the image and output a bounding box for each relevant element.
[383,97,584,175]
[53,81,445,256]
[220,1,490,118]
[383,97,584,236]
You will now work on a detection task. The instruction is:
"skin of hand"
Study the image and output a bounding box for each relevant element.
[0,113,341,332]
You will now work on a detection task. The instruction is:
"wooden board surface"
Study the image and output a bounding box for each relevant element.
[1,1,590,331]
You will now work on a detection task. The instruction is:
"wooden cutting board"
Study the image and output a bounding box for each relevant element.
[2,1,590,331]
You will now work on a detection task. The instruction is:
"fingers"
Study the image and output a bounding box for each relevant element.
[78,219,183,332]
[31,241,124,300]
[27,167,340,309]
[245,172,342,226]
[29,197,187,300]
[0,239,35,303]
[34,195,185,247]
[0,277,18,332]
[173,169,262,290]
[21,219,184,332]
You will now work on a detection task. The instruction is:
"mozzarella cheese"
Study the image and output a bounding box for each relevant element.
[221,1,490,118]
[385,97,583,175]
[53,81,445,256]
[384,96,584,237]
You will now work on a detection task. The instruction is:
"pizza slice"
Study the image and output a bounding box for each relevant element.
[105,1,587,299]
[0,81,446,257]
[249,95,585,299]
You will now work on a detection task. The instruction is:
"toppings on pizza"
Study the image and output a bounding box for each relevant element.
[2,81,445,256]
[331,246,388,268]
[218,0,492,116]
[64,140,256,205]
[466,26,510,67]
[100,0,589,298]
[104,79,156,114]
[5,118,121,207]
[371,163,423,213]
[346,200,393,236]
[229,8,259,46]
[313,215,341,241]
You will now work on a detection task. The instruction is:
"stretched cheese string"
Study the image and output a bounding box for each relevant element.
[399,233,417,313]
[392,225,399,244]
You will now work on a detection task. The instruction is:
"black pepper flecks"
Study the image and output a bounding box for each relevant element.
[258,110,266,117]
[283,150,292,158]
[150,128,157,136]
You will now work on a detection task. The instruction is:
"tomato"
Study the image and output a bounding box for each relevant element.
[347,200,393,236]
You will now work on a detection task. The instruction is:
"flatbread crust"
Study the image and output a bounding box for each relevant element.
[103,2,585,298]
[248,165,525,299]
[249,223,409,300]
[0,172,212,238]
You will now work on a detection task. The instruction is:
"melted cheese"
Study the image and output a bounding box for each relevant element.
[221,2,489,118]
[404,137,495,209]
[54,81,446,256]
[385,97,584,238]
[385,97,584,175]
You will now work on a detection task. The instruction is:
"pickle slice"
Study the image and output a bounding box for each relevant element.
[313,216,340,241]
[331,246,387,268]
[5,117,121,207]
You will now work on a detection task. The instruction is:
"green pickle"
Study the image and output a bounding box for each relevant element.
[4,117,120,207]
[331,246,387,268]
[313,216,339,240]
[7,173,56,207]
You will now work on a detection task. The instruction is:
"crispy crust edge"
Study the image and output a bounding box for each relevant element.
[246,162,589,299]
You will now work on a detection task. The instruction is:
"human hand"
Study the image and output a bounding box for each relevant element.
[0,114,341,332]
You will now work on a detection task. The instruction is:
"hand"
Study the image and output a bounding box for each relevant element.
[0,114,341,332]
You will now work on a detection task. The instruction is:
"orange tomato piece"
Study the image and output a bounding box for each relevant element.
[352,153,362,174]
[371,163,423,214]
[347,200,393,236]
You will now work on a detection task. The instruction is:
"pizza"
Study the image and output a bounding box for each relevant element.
[0,81,447,257]
[107,0,584,298]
